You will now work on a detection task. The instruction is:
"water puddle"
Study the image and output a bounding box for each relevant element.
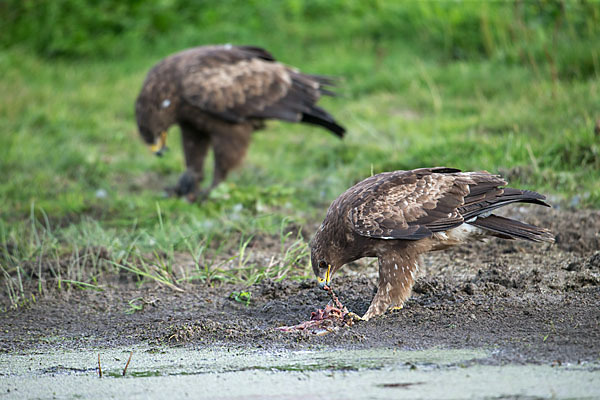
[0,346,598,399]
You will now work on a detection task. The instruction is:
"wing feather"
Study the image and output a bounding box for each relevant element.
[347,167,549,241]
[180,46,339,127]
[348,168,466,240]
[182,57,291,121]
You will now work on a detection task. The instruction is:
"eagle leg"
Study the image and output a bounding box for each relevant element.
[172,123,211,200]
[210,124,252,190]
[174,171,197,199]
[362,252,418,320]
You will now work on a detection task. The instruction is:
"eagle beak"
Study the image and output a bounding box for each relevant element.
[317,265,332,289]
[150,131,168,156]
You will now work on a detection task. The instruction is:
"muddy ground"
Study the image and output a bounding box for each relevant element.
[1,207,599,365]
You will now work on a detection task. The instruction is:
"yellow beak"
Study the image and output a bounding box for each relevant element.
[317,265,332,288]
[149,131,168,154]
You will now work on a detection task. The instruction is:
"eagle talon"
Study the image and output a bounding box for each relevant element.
[174,171,197,197]
[345,311,364,322]
[384,306,404,316]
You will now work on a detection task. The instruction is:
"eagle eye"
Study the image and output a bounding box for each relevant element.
[318,260,327,269]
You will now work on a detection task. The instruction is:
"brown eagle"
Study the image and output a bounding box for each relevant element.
[310,167,554,320]
[135,45,345,199]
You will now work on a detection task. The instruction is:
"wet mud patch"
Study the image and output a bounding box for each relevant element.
[1,207,599,365]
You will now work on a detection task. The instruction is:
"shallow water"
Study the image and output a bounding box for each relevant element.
[0,346,598,399]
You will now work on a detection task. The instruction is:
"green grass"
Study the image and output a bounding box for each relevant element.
[1,2,600,308]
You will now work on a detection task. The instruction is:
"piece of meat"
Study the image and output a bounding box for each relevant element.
[276,287,361,335]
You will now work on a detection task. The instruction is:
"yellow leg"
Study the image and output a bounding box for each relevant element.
[388,305,404,313]
[345,311,365,321]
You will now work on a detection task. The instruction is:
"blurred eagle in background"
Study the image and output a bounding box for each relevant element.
[310,167,554,320]
[135,44,345,200]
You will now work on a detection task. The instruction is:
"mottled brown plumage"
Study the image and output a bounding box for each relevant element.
[310,167,554,320]
[135,45,345,199]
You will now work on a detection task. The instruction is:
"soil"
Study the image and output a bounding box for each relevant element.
[2,206,599,365]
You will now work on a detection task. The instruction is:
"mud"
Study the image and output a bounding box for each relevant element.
[1,207,599,365]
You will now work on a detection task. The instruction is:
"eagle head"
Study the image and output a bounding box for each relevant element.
[310,226,345,290]
[135,76,178,156]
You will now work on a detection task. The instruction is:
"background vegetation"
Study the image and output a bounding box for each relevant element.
[1,0,599,307]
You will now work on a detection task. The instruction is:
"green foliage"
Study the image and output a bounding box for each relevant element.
[1,0,177,58]
[2,1,599,80]
[124,297,157,314]
[229,291,251,306]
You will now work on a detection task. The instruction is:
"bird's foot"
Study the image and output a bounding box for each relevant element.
[387,305,404,315]
[174,171,198,197]
[344,311,365,322]
[164,171,206,202]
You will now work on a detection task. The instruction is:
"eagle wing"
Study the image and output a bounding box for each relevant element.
[348,167,509,240]
[181,45,334,125]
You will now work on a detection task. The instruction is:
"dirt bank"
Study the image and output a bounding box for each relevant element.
[2,207,599,364]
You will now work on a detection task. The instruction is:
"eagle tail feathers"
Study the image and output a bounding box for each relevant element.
[462,187,551,221]
[301,107,346,137]
[470,214,555,243]
[301,114,346,137]
[501,188,550,206]
[304,74,339,87]
[318,88,338,97]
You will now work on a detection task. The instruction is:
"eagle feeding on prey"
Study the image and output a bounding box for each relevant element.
[135,45,345,200]
[310,167,554,320]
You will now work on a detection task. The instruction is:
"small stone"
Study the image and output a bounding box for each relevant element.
[95,189,108,199]
[565,261,581,272]
[463,283,475,295]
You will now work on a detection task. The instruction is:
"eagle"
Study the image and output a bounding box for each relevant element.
[135,45,345,200]
[310,167,554,320]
